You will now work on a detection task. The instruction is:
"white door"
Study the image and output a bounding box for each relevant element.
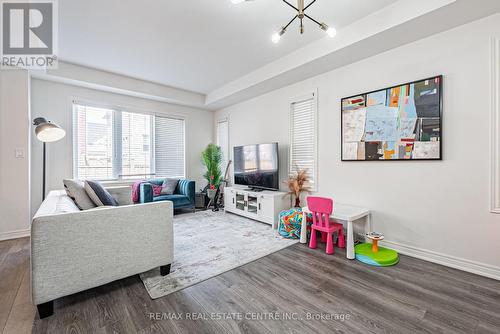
[258,195,274,225]
[217,119,230,172]
[225,189,236,210]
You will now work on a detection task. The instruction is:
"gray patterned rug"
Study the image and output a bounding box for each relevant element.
[140,210,298,299]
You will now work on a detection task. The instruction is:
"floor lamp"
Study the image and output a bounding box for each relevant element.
[33,117,66,200]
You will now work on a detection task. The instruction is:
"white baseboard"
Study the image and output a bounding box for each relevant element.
[381,240,500,281]
[0,228,30,241]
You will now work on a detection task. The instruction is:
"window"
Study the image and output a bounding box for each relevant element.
[73,103,185,180]
[155,116,185,179]
[217,119,229,170]
[120,111,153,179]
[289,92,317,190]
[73,105,114,179]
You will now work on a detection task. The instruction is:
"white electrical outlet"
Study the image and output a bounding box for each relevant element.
[15,149,25,158]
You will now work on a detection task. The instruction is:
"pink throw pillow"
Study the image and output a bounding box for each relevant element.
[152,184,162,197]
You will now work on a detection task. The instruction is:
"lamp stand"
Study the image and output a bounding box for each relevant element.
[42,142,46,200]
[33,117,66,201]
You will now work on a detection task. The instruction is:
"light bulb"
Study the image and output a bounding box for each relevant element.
[320,23,337,38]
[326,27,337,38]
[272,33,281,43]
[231,0,246,4]
[272,27,286,44]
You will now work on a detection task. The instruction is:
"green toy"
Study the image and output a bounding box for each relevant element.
[355,232,399,266]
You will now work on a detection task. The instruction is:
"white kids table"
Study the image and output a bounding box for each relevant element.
[300,203,371,259]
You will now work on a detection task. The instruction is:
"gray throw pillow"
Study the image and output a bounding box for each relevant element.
[63,179,96,210]
[161,178,179,195]
[84,180,119,207]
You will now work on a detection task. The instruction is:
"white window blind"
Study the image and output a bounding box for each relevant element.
[155,116,185,178]
[289,93,317,190]
[73,103,185,180]
[73,104,114,179]
[120,111,153,179]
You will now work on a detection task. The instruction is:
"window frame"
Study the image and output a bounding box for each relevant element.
[72,99,187,182]
[289,91,318,192]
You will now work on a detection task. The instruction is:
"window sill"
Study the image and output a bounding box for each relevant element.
[100,180,140,187]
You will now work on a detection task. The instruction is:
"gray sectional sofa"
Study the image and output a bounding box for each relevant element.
[30,186,173,318]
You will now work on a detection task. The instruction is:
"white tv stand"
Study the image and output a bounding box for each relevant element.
[224,187,290,227]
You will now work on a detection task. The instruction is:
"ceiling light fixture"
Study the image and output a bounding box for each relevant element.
[272,27,287,44]
[270,0,336,43]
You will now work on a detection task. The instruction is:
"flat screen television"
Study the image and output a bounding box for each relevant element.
[233,143,279,191]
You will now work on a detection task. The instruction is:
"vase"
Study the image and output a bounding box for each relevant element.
[294,197,301,208]
[207,189,217,199]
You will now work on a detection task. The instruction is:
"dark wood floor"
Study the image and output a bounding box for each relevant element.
[1,237,499,334]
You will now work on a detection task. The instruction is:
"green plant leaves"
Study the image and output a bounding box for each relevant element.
[202,144,223,187]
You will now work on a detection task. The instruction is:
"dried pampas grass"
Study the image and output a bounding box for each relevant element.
[285,168,311,207]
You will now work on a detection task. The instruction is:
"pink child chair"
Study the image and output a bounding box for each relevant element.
[307,196,345,254]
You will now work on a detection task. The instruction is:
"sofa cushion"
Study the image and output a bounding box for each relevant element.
[153,194,191,206]
[63,179,96,210]
[84,180,119,206]
[160,178,179,195]
[55,194,80,214]
[33,190,79,219]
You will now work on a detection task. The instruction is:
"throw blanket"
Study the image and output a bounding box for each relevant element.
[132,181,162,203]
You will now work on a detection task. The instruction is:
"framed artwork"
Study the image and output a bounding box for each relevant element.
[341,75,442,161]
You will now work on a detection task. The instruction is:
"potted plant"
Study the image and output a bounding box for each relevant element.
[202,144,223,199]
[285,168,311,207]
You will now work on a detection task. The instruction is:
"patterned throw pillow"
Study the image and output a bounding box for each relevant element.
[84,180,119,206]
[160,178,179,195]
[63,179,97,210]
[278,208,313,239]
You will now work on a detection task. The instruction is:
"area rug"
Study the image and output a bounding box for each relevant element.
[140,210,298,299]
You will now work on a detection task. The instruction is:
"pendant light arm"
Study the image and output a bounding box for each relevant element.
[304,13,321,26]
[282,0,298,12]
[304,0,317,11]
[283,15,298,30]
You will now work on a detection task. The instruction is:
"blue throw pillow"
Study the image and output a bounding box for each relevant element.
[84,180,119,206]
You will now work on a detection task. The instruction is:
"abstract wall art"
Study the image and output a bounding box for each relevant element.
[341,75,442,161]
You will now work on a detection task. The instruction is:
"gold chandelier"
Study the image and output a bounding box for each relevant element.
[232,0,336,43]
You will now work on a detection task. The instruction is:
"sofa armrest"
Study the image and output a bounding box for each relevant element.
[178,180,195,205]
[139,183,153,203]
[31,201,173,305]
[106,186,132,206]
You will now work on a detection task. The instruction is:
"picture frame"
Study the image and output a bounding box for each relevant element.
[341,75,443,161]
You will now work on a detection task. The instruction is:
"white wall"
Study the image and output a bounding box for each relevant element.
[215,14,500,274]
[0,69,31,240]
[31,79,213,216]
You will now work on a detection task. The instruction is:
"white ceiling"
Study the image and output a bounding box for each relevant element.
[59,0,397,94]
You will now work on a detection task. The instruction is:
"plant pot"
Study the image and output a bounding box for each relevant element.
[207,189,217,199]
